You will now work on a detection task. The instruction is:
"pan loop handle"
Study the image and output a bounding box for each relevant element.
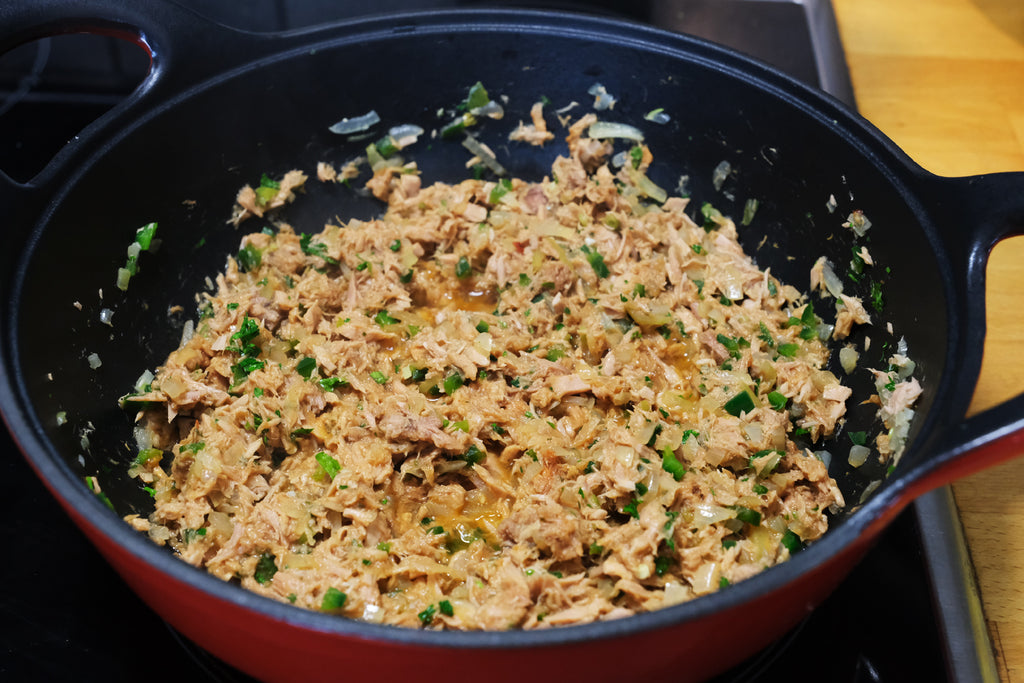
[0,0,263,84]
[909,170,1024,491]
[0,0,270,192]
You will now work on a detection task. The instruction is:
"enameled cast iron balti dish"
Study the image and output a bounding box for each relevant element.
[3,2,1024,681]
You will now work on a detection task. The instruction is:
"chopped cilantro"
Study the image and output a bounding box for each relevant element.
[235,243,261,273]
[777,343,800,358]
[374,309,400,326]
[417,602,438,626]
[461,444,485,465]
[660,446,686,481]
[299,232,338,264]
[295,356,317,379]
[315,451,341,479]
[580,245,610,278]
[254,553,277,584]
[318,376,348,391]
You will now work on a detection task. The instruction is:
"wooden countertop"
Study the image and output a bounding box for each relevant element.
[832,0,1024,679]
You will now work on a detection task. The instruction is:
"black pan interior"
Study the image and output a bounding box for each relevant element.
[9,16,946,550]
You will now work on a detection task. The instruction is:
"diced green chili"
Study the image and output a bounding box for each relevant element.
[723,390,755,417]
[321,587,347,610]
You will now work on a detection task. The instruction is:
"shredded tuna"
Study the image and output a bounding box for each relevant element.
[126,119,854,631]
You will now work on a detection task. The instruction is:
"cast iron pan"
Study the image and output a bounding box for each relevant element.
[2,2,1024,682]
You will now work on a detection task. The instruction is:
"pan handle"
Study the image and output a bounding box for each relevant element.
[0,0,297,267]
[0,0,270,90]
[0,0,282,200]
[909,170,1024,490]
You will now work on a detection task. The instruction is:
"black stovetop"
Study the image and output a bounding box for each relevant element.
[0,2,991,681]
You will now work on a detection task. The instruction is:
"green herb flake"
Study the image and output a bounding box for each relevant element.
[370,370,389,385]
[438,599,454,617]
[231,357,265,383]
[318,376,349,391]
[236,243,262,272]
[580,245,610,278]
[629,144,644,169]
[374,309,400,326]
[461,444,485,465]
[254,553,278,584]
[134,448,163,465]
[417,606,438,626]
[661,446,686,481]
[295,356,317,379]
[489,177,513,204]
[315,451,341,480]
[299,232,339,265]
[777,343,800,358]
[733,506,762,526]
[781,529,803,554]
[321,587,347,611]
[443,371,464,394]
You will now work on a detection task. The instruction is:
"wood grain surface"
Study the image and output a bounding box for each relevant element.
[832,0,1024,679]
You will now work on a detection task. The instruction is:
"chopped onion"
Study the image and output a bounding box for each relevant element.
[328,110,380,135]
[848,444,871,467]
[87,353,102,369]
[180,319,195,346]
[56,411,67,427]
[712,160,731,191]
[99,308,114,326]
[134,369,155,392]
[625,166,667,203]
[116,267,131,291]
[388,123,424,149]
[820,259,844,298]
[644,108,670,124]
[693,502,735,528]
[815,450,832,469]
[843,210,872,236]
[859,479,882,504]
[470,100,504,120]
[587,83,617,111]
[587,121,644,142]
[461,134,506,176]
[839,345,859,374]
